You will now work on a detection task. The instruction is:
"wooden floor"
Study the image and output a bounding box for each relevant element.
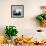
[14,43,46,46]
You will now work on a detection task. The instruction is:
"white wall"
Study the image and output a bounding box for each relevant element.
[0,0,46,38]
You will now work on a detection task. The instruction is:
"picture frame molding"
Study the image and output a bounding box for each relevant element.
[11,5,24,18]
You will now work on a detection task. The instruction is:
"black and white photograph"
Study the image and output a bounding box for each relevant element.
[11,5,24,18]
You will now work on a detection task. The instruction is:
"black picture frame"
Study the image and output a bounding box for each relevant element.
[11,5,24,18]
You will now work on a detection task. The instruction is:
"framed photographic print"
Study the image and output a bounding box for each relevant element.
[11,5,24,18]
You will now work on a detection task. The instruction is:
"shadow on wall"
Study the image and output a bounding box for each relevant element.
[0,26,5,35]
[30,16,40,27]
